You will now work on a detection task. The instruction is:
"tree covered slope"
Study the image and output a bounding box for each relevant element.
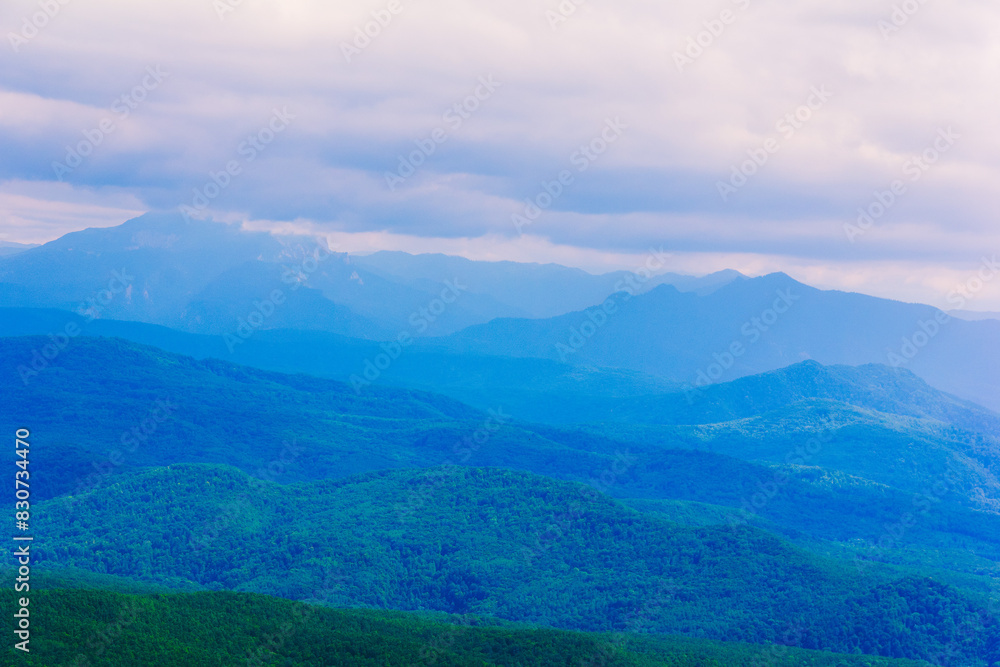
[31,464,1000,664]
[2,589,937,667]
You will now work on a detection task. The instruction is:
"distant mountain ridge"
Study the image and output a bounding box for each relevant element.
[0,212,740,338]
[3,334,999,536]
[352,250,745,318]
[6,214,1000,666]
[6,213,997,411]
[590,360,1000,433]
[951,309,1000,322]
[0,240,39,257]
[3,305,999,429]
[427,272,1000,412]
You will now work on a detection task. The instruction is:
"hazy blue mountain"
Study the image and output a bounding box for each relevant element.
[0,335,645,501]
[11,217,996,413]
[353,250,745,318]
[583,360,1000,434]
[0,240,39,256]
[0,214,523,337]
[951,309,1000,322]
[5,333,1000,587]
[302,257,526,336]
[604,399,1000,510]
[431,272,1000,412]
[0,212,291,323]
[1,215,743,339]
[3,308,997,435]
[0,307,679,412]
[177,260,395,339]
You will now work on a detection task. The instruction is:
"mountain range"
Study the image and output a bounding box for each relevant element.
[4,336,999,587]
[0,212,741,339]
[4,213,1000,665]
[2,213,998,413]
[0,240,38,257]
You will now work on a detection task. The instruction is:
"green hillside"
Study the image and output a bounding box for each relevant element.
[586,399,1000,512]
[5,335,1000,588]
[598,360,1000,434]
[32,465,1000,664]
[1,589,938,667]
[0,336,606,500]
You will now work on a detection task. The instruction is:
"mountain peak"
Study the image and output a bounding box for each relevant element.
[757,271,804,286]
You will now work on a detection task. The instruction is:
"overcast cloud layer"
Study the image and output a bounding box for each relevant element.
[1,0,999,309]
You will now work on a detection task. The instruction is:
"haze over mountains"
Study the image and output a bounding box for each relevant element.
[0,212,742,339]
[430,273,1000,412]
[351,250,746,317]
[4,335,999,569]
[0,240,38,257]
[4,334,1000,664]
[4,213,1000,665]
[2,212,998,411]
[952,309,1000,322]
[10,0,1000,660]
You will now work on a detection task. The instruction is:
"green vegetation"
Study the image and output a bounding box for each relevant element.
[33,465,1000,664]
[0,336,615,501]
[4,336,999,586]
[590,360,1000,434]
[583,399,1000,510]
[5,337,1000,664]
[2,589,936,667]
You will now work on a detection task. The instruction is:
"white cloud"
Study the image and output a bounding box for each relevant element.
[1,0,998,306]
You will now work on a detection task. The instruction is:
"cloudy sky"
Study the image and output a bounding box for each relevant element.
[2,0,999,309]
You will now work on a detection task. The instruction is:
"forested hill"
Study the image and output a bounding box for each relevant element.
[2,589,937,667]
[32,464,1000,664]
